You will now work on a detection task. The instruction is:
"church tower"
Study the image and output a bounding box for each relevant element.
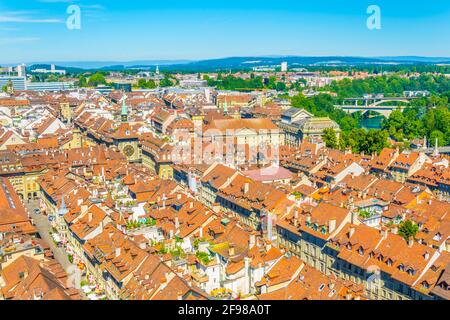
[121,97,128,123]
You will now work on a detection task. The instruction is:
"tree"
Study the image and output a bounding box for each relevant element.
[275,82,287,92]
[430,130,445,147]
[160,76,173,87]
[88,72,106,87]
[398,220,419,241]
[137,78,157,89]
[339,128,388,155]
[323,128,339,149]
[382,109,406,141]
[1,85,7,93]
[77,75,88,87]
[359,130,389,155]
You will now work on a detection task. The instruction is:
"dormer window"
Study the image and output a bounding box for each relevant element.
[321,227,327,234]
[358,247,364,256]
[387,259,393,267]
[439,282,449,290]
[407,268,415,276]
[398,264,405,272]
[346,243,352,250]
[433,233,442,241]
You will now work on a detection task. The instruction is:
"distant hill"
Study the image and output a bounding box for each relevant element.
[28,60,191,70]
[24,56,450,73]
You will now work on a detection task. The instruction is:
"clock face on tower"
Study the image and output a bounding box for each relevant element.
[123,144,135,158]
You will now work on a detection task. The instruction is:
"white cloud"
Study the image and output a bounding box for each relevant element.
[37,0,74,3]
[0,12,63,23]
[0,37,40,45]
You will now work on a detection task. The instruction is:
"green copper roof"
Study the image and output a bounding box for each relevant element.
[121,98,128,116]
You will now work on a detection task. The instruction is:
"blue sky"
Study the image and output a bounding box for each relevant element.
[0,0,449,63]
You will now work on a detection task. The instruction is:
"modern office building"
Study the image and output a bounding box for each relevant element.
[0,76,27,91]
[16,64,27,77]
[113,82,132,92]
[31,64,67,75]
[26,81,75,91]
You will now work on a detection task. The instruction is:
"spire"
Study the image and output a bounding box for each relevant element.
[121,95,128,123]
[433,138,440,157]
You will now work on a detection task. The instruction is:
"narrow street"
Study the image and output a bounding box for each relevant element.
[24,200,72,271]
[24,200,101,299]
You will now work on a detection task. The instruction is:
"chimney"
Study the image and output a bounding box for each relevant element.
[243,182,250,194]
[381,229,388,240]
[349,226,355,238]
[328,219,336,234]
[177,193,182,200]
[424,252,430,261]
[190,202,194,209]
[306,215,311,224]
[81,204,88,214]
[115,247,121,257]
[228,245,235,257]
[175,217,180,230]
[88,210,93,223]
[408,238,414,248]
[249,233,256,249]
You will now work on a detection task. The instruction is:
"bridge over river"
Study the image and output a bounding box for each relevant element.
[335,96,416,117]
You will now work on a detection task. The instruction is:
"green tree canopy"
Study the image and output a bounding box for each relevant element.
[398,220,419,241]
[88,72,107,87]
[323,128,339,149]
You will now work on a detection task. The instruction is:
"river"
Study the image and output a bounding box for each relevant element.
[360,115,385,130]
